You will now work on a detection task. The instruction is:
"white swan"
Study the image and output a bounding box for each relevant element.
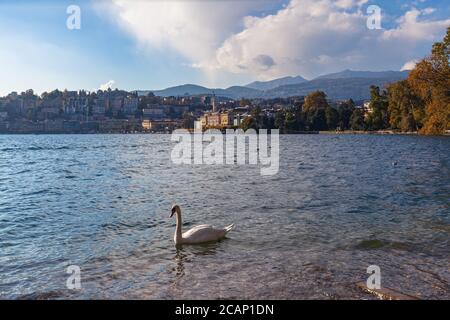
[170,204,235,245]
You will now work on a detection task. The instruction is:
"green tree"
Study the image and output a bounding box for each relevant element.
[387,80,424,132]
[239,98,252,108]
[274,110,286,132]
[261,113,275,129]
[309,109,327,131]
[337,99,355,130]
[284,111,297,132]
[325,107,339,130]
[251,105,262,129]
[365,85,389,130]
[350,108,366,130]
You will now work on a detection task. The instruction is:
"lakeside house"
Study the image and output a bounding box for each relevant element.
[142,119,182,132]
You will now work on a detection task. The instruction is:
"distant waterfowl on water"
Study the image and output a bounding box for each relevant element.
[170,205,235,245]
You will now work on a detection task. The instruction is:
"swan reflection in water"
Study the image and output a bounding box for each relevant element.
[172,242,223,279]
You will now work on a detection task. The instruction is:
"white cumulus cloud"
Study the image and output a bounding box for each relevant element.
[215,1,450,79]
[108,0,271,64]
[106,0,450,81]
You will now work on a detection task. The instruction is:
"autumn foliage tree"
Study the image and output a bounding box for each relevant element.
[303,91,329,112]
[408,26,450,135]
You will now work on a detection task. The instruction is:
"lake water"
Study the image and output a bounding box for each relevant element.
[0,134,449,299]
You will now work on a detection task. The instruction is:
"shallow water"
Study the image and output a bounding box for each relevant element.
[0,134,448,299]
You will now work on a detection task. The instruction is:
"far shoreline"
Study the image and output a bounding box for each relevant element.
[0,130,448,136]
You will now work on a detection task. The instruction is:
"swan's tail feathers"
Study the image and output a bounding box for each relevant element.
[224,223,235,233]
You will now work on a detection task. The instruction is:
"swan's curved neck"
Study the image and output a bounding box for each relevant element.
[175,211,182,239]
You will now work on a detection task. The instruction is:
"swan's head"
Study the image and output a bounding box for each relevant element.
[170,204,181,218]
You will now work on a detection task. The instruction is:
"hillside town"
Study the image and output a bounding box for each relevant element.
[0,88,219,133]
[0,87,377,134]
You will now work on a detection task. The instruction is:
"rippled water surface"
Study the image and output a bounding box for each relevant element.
[0,134,449,299]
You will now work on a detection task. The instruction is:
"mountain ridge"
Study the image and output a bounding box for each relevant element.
[245,75,307,90]
[139,70,408,101]
[314,69,410,80]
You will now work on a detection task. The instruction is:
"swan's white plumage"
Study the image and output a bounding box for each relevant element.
[170,205,234,245]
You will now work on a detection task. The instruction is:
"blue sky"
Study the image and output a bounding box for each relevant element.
[0,0,448,95]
